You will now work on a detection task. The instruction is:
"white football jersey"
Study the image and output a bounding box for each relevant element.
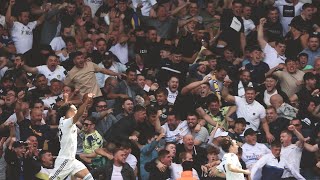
[58,117,77,159]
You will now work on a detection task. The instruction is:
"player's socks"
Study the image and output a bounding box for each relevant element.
[83,173,94,180]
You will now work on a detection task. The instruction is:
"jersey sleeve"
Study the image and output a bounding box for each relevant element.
[29,21,38,30]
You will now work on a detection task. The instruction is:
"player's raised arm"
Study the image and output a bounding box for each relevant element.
[73,93,94,124]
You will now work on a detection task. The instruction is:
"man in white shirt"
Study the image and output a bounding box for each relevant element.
[5,0,47,54]
[242,4,256,36]
[166,76,179,104]
[222,86,275,143]
[280,125,305,179]
[22,54,66,84]
[251,141,305,180]
[161,112,190,143]
[132,0,157,16]
[109,34,129,65]
[258,18,286,69]
[241,128,271,170]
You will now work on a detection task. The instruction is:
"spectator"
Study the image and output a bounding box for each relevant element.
[227,118,248,144]
[250,141,305,180]
[265,106,290,141]
[79,117,103,164]
[270,94,298,120]
[300,35,320,66]
[280,125,305,179]
[241,128,271,170]
[186,112,209,148]
[145,149,172,180]
[64,51,122,97]
[92,146,135,179]
[222,86,274,142]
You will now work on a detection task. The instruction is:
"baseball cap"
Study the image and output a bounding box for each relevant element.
[213,128,229,138]
[244,128,257,137]
[13,141,27,148]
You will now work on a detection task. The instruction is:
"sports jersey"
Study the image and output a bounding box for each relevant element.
[223,153,245,180]
[36,65,66,84]
[242,143,271,169]
[58,117,77,159]
[83,130,103,154]
[162,120,190,143]
[11,21,37,54]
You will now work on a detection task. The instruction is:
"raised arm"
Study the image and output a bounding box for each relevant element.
[72,93,94,124]
[288,125,305,148]
[181,76,211,95]
[6,0,15,28]
[23,64,39,74]
[257,18,267,49]
[304,143,318,152]
[221,85,235,103]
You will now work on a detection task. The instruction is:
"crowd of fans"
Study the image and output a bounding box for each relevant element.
[0,0,320,179]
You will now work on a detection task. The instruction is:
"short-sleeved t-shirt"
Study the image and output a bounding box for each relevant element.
[234,96,266,131]
[83,130,103,154]
[263,43,286,69]
[241,143,271,169]
[224,153,245,180]
[273,70,304,97]
[281,144,303,178]
[36,65,66,84]
[11,21,37,54]
[64,61,102,97]
[192,127,209,148]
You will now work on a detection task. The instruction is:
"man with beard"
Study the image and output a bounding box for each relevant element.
[161,111,190,144]
[300,35,320,66]
[64,51,122,97]
[29,74,51,101]
[115,98,134,120]
[166,76,179,104]
[186,112,209,148]
[108,67,150,106]
[222,86,275,143]
[231,69,255,97]
[96,51,127,88]
[22,54,66,84]
[264,106,290,141]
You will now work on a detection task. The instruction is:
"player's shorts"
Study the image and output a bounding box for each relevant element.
[49,158,86,180]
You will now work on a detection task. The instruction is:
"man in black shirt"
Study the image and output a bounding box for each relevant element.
[228,118,248,144]
[218,0,246,56]
[245,46,270,85]
[264,7,283,44]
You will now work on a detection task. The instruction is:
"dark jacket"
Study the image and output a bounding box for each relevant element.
[175,144,207,176]
[4,148,40,180]
[145,158,171,180]
[91,160,135,180]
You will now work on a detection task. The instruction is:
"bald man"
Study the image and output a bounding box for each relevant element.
[270,94,298,120]
[17,108,51,148]
[175,134,207,175]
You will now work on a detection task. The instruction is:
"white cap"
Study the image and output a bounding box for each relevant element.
[213,128,229,138]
